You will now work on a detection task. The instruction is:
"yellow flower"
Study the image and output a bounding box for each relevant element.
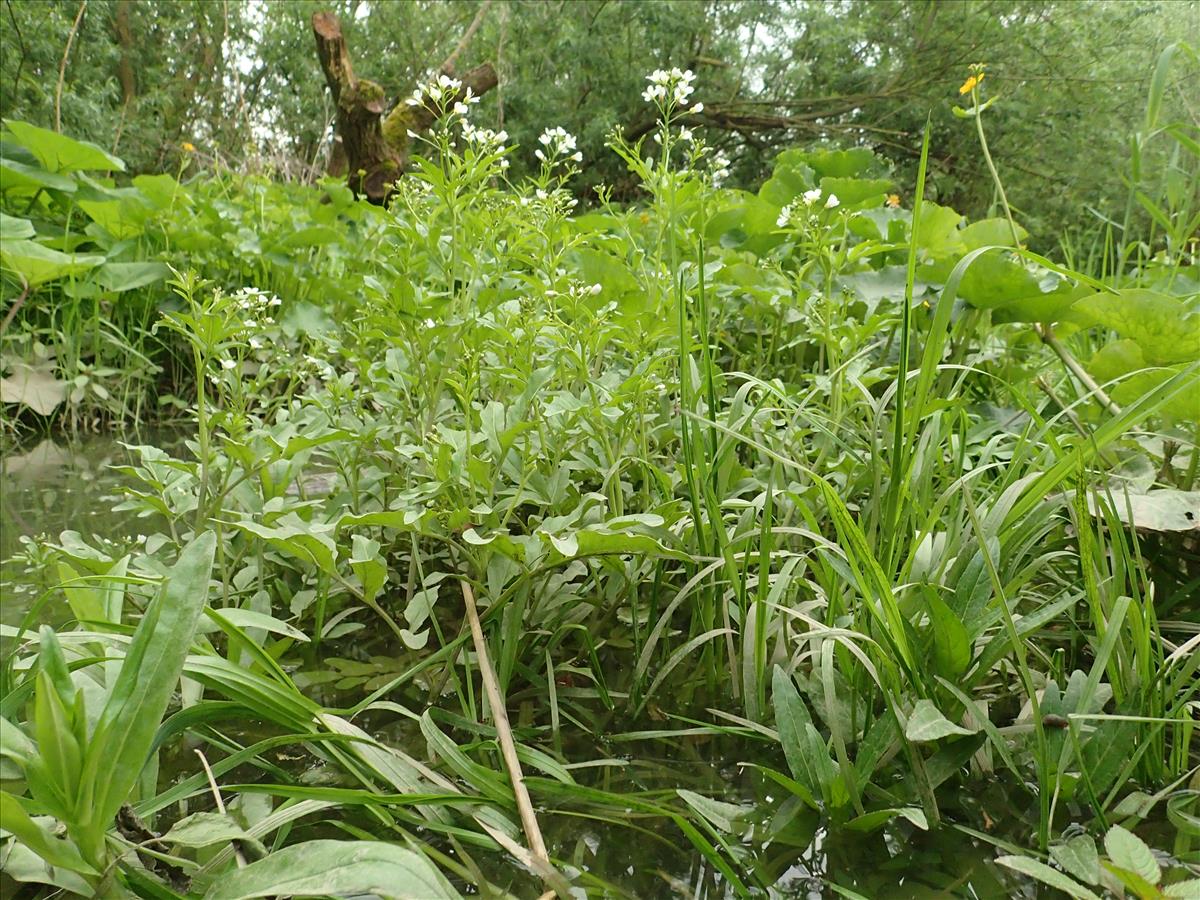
[181,141,196,153]
[886,193,901,208]
[958,70,985,95]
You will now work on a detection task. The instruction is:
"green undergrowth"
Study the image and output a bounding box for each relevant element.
[2,56,1199,898]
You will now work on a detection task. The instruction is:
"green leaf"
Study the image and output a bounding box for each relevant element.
[0,212,35,239]
[996,855,1100,900]
[845,807,928,832]
[904,700,977,742]
[203,839,460,900]
[94,261,171,293]
[1052,834,1100,885]
[0,158,78,193]
[0,239,104,287]
[678,789,749,834]
[1163,880,1200,897]
[204,608,310,643]
[234,516,337,575]
[772,666,826,797]
[1103,824,1160,885]
[3,120,125,172]
[0,791,98,876]
[1072,290,1200,365]
[163,811,267,858]
[80,532,216,855]
[922,590,970,679]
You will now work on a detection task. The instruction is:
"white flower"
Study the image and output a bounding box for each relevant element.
[644,68,696,108]
[220,358,237,371]
[589,283,602,295]
[824,193,840,209]
[679,127,693,142]
[691,102,704,114]
[452,102,469,117]
[536,189,549,200]
[776,203,794,228]
[535,127,580,169]
[802,188,822,206]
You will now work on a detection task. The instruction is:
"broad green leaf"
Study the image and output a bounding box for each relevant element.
[0,212,35,239]
[203,839,459,899]
[1087,341,1200,422]
[0,239,104,287]
[275,225,342,249]
[76,192,148,239]
[1052,834,1100,885]
[163,811,267,858]
[996,855,1100,900]
[80,533,216,856]
[132,172,185,208]
[1104,824,1160,885]
[959,217,1027,250]
[904,700,977,742]
[0,158,77,193]
[1163,880,1200,897]
[1072,289,1200,365]
[93,261,170,292]
[915,202,965,259]
[3,120,125,172]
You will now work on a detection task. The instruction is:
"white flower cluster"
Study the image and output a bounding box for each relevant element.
[535,126,582,165]
[709,150,731,185]
[777,189,841,227]
[231,287,281,328]
[405,73,478,111]
[545,282,602,300]
[520,188,579,210]
[460,121,509,156]
[642,68,702,111]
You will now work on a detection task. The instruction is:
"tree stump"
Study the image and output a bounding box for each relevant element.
[311,11,497,204]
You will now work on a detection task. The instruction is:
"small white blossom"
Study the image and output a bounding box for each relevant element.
[220,358,237,371]
[535,126,581,170]
[644,68,696,109]
[452,102,469,117]
[824,193,840,209]
[802,188,822,206]
[691,102,704,114]
[777,203,794,228]
[678,127,693,142]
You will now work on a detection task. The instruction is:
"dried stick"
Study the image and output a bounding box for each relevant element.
[55,0,87,133]
[440,0,492,76]
[458,578,552,870]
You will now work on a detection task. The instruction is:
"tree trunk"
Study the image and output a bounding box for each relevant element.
[311,10,497,204]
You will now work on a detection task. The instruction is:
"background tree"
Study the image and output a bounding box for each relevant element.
[2,0,1194,244]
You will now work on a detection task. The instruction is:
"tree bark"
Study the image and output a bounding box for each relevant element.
[311,10,498,204]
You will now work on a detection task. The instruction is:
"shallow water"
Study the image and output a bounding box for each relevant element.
[0,436,149,626]
[0,436,1183,897]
